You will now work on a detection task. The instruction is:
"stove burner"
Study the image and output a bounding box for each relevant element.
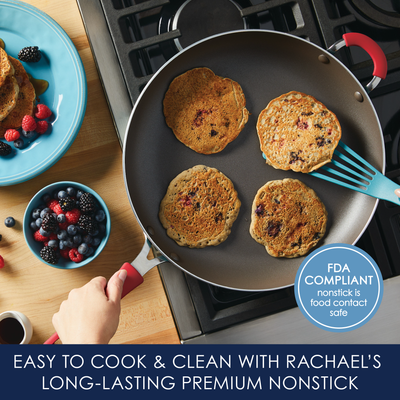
[349,0,400,28]
[158,0,259,59]
[173,0,246,51]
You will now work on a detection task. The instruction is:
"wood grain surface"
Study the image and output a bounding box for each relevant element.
[0,0,180,345]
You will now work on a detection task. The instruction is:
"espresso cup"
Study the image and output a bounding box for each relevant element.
[0,311,33,344]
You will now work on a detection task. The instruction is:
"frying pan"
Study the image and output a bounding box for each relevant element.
[122,30,386,292]
[44,31,387,344]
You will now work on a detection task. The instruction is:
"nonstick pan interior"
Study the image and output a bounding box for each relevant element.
[123,30,384,291]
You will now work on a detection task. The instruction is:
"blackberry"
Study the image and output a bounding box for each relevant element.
[18,46,42,62]
[40,246,58,264]
[41,213,57,233]
[0,141,12,156]
[78,214,98,235]
[59,196,75,212]
[79,192,97,215]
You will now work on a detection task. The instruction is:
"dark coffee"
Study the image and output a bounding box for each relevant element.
[0,317,24,344]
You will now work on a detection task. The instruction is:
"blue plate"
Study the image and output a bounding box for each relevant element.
[0,0,87,186]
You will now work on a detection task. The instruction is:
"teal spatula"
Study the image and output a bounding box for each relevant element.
[309,141,400,205]
[262,141,400,205]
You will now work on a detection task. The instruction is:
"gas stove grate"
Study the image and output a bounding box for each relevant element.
[98,0,361,106]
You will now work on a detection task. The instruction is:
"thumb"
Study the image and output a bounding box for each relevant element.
[106,269,127,303]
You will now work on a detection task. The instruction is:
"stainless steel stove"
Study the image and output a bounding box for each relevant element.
[76,0,400,344]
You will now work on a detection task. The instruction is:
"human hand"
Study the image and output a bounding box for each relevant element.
[52,269,127,344]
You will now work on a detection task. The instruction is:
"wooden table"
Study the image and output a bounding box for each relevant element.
[0,0,180,345]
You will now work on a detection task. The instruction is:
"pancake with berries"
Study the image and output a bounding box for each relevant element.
[163,67,249,154]
[257,91,341,173]
[0,56,36,136]
[249,178,327,258]
[0,47,13,88]
[0,74,19,122]
[159,165,241,248]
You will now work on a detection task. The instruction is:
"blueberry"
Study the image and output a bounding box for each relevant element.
[76,190,84,199]
[4,217,15,227]
[65,238,74,248]
[30,221,38,230]
[58,190,68,199]
[95,210,105,222]
[14,138,24,149]
[83,234,93,244]
[67,225,77,236]
[32,208,41,220]
[78,243,89,255]
[57,214,66,223]
[40,208,51,218]
[86,247,94,257]
[98,223,106,234]
[57,230,68,240]
[91,229,99,237]
[39,227,50,237]
[48,240,58,248]
[66,187,76,197]
[35,218,43,227]
[42,193,51,204]
[92,237,101,247]
[73,234,82,245]
[21,129,36,139]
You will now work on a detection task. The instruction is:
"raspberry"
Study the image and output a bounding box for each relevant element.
[34,230,48,242]
[60,248,71,259]
[36,120,49,134]
[0,255,4,268]
[4,129,20,142]
[53,203,63,215]
[69,248,84,263]
[47,199,59,210]
[65,208,81,225]
[22,115,37,132]
[34,104,52,119]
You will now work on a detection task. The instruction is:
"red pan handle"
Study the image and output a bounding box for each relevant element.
[329,32,387,92]
[120,262,144,298]
[342,32,387,79]
[43,263,144,344]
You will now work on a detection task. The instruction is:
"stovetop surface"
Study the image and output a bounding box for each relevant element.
[78,0,400,338]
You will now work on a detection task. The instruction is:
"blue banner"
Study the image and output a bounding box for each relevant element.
[1,344,397,399]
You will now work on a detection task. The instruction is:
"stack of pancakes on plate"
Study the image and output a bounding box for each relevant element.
[0,46,36,137]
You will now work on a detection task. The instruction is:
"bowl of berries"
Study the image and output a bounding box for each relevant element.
[23,181,111,268]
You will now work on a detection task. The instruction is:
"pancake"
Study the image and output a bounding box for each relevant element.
[159,165,241,248]
[0,56,36,136]
[0,47,13,88]
[249,178,327,258]
[257,91,341,173]
[0,74,19,121]
[163,67,249,154]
